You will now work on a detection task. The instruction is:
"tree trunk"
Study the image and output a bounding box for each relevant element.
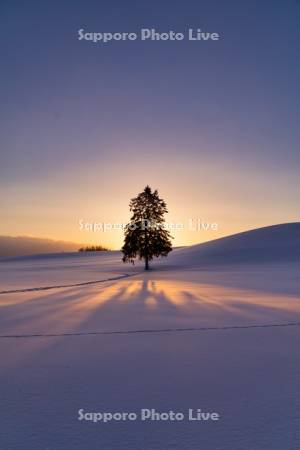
[144,224,149,270]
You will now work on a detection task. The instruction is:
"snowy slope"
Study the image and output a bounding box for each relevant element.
[0,224,300,450]
[0,235,84,257]
[167,222,300,266]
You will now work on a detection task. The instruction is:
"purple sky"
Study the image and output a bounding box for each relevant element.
[0,0,299,248]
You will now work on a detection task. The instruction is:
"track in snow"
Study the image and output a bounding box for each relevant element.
[0,273,138,295]
[1,321,300,339]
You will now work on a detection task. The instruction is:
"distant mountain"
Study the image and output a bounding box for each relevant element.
[171,223,300,266]
[0,236,84,257]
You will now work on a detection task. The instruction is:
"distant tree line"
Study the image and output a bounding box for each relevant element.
[78,245,109,252]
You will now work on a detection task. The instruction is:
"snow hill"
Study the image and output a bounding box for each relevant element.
[0,236,84,257]
[169,223,300,266]
[0,224,300,450]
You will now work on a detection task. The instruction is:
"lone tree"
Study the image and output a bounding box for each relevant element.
[122,186,173,270]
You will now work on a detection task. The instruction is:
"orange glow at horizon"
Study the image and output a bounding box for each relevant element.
[1,153,299,250]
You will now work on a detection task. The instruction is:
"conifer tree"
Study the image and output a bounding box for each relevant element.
[122,186,172,270]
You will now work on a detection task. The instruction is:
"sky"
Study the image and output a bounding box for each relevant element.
[0,0,299,249]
